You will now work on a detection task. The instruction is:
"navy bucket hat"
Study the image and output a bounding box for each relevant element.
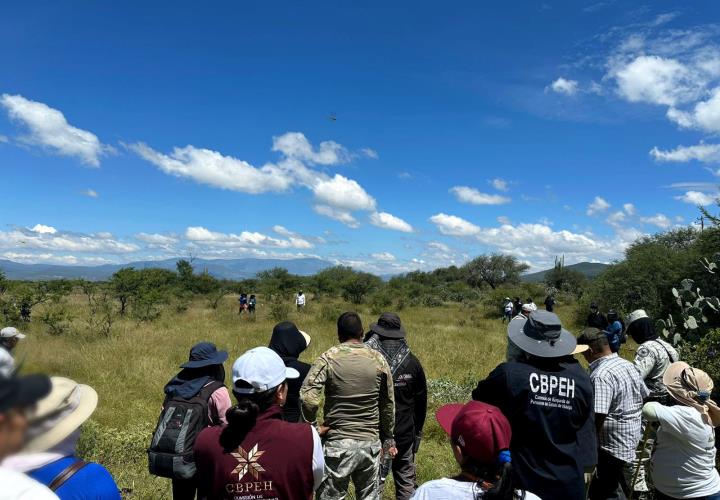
[180,342,228,369]
[508,310,576,358]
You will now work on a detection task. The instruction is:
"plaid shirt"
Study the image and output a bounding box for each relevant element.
[589,353,650,462]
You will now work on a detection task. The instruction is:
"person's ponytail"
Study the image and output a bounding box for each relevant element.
[482,462,523,500]
[219,382,279,451]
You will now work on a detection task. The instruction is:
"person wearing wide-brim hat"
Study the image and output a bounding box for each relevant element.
[162,342,232,500]
[365,313,427,500]
[643,362,720,500]
[0,326,26,377]
[268,321,312,423]
[472,310,595,500]
[2,376,121,499]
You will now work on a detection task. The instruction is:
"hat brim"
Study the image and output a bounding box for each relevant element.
[180,350,229,369]
[286,367,300,380]
[22,384,98,453]
[370,323,406,339]
[572,344,589,355]
[299,331,311,347]
[508,318,577,358]
[663,361,690,387]
[435,403,464,435]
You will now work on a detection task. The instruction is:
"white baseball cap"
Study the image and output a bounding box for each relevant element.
[232,347,299,394]
[0,327,26,339]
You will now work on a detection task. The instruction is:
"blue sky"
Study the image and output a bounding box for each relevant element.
[0,1,719,273]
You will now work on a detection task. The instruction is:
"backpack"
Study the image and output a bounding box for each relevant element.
[147,380,224,479]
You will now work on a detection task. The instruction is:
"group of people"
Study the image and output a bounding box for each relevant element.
[237,294,257,315]
[502,297,539,322]
[2,301,719,500]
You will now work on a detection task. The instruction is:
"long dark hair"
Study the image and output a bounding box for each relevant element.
[220,382,278,451]
[460,457,524,500]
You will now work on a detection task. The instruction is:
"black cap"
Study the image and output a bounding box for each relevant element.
[0,373,51,413]
[370,312,406,339]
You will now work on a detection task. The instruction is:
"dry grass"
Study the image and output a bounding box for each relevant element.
[18,295,584,499]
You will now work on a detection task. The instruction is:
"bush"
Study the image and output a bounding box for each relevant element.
[269,301,291,322]
[681,328,720,398]
[369,291,393,315]
[319,303,343,323]
[39,306,72,335]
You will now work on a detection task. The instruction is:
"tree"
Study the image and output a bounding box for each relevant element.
[341,272,382,304]
[176,259,195,291]
[313,266,356,298]
[462,254,529,289]
[256,268,300,299]
[110,267,141,315]
[544,256,587,297]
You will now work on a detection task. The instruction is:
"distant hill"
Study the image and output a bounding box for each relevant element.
[521,262,609,283]
[0,257,334,281]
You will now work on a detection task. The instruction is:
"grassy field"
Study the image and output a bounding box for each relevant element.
[17,294,584,499]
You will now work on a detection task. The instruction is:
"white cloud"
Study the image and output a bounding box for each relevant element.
[640,213,672,228]
[272,132,350,165]
[369,212,413,233]
[586,196,611,215]
[82,188,99,198]
[371,252,396,261]
[31,224,57,234]
[450,186,511,205]
[497,216,512,225]
[427,241,451,253]
[0,252,114,266]
[606,211,626,226]
[612,55,700,106]
[429,213,481,237]
[129,142,292,194]
[623,203,636,215]
[184,226,313,249]
[675,190,718,205]
[134,232,179,247]
[397,172,413,180]
[548,78,579,96]
[312,174,377,211]
[94,232,113,239]
[490,178,510,192]
[313,205,360,228]
[360,148,379,160]
[1,94,112,167]
[667,88,720,133]
[650,142,720,163]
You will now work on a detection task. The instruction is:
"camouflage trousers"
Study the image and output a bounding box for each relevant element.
[317,438,382,500]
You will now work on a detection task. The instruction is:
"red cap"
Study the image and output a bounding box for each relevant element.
[435,401,511,465]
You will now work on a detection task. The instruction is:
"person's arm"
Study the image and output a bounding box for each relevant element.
[642,402,662,423]
[378,358,396,443]
[633,347,655,380]
[413,360,428,453]
[592,375,612,439]
[595,413,607,436]
[300,356,329,425]
[209,386,233,425]
[310,426,325,491]
[472,364,509,411]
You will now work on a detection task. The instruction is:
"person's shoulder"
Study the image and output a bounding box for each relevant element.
[413,478,474,497]
[73,463,119,495]
[0,467,59,499]
[195,424,224,450]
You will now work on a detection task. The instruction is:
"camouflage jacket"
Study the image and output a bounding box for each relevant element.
[300,342,395,443]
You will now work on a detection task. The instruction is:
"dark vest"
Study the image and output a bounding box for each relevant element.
[194,405,315,500]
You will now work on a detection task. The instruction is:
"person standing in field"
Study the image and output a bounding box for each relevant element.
[502,298,514,323]
[301,311,397,500]
[0,372,56,499]
[296,291,306,311]
[268,321,312,423]
[644,362,720,500]
[149,342,232,500]
[576,328,649,500]
[544,295,556,312]
[248,294,257,314]
[586,303,609,330]
[365,313,427,500]
[194,347,324,499]
[472,310,594,500]
[603,310,625,353]
[3,377,121,499]
[238,293,248,315]
[412,401,541,500]
[0,327,25,377]
[505,303,533,362]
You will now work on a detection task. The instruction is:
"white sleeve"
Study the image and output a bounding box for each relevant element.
[0,349,14,377]
[310,426,325,491]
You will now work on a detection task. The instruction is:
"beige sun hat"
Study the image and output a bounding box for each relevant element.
[22,376,98,453]
[299,330,311,347]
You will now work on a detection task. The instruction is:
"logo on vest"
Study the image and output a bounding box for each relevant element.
[232,443,266,480]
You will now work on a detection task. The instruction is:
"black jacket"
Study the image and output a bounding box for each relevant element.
[586,311,609,329]
[269,328,310,423]
[472,357,594,500]
[392,351,427,450]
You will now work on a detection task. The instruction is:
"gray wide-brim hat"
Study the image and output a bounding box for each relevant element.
[508,310,577,358]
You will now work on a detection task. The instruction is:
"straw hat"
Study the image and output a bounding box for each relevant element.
[22,376,98,453]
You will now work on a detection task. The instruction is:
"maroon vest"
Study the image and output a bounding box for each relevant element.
[194,405,315,500]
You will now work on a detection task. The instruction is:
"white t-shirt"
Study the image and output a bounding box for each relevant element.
[0,348,14,377]
[296,294,306,306]
[651,404,720,498]
[0,466,59,499]
[411,478,542,499]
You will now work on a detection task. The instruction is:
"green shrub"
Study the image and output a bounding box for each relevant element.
[681,329,720,392]
[269,301,291,322]
[369,291,393,315]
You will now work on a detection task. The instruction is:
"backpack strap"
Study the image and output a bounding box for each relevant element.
[197,380,225,401]
[653,339,677,363]
[49,460,88,492]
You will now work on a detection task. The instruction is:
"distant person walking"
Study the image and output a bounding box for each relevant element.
[238,294,248,314]
[0,327,25,377]
[301,312,396,500]
[296,291,306,311]
[149,342,232,500]
[194,347,324,499]
[502,298,514,323]
[576,329,649,500]
[586,303,609,330]
[268,321,312,423]
[645,362,720,500]
[3,377,121,499]
[603,310,625,354]
[248,294,257,314]
[544,295,556,312]
[513,297,522,316]
[365,313,427,500]
[473,311,594,499]
[412,401,541,500]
